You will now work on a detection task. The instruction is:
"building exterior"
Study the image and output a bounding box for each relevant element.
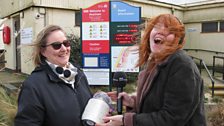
[0,25,4,51]
[183,0,224,67]
[0,0,224,74]
[0,0,107,74]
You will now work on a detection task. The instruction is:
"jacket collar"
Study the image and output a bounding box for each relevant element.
[157,49,184,68]
[33,61,63,83]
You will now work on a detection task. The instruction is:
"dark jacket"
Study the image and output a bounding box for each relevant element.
[14,61,92,126]
[125,50,206,126]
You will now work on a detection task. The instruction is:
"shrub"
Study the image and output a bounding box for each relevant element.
[207,102,224,126]
[0,87,17,126]
[67,34,82,66]
[211,96,223,103]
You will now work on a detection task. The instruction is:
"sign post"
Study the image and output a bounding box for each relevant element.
[81,1,141,86]
[81,2,110,85]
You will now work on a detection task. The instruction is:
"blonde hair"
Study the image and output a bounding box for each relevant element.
[32,25,65,67]
[137,14,185,68]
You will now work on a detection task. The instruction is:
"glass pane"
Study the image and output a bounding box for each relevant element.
[220,21,224,32]
[75,11,81,26]
[202,22,218,33]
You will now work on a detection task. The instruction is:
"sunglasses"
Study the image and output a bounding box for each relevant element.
[43,40,71,50]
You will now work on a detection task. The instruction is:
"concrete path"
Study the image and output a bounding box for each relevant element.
[0,70,26,85]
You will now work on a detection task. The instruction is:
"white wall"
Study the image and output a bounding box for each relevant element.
[0,25,4,50]
[184,4,224,65]
[2,0,224,73]
[184,4,224,53]
[20,8,41,74]
[20,7,79,74]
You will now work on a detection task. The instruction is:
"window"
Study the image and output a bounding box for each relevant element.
[201,22,218,33]
[75,11,81,26]
[220,21,224,32]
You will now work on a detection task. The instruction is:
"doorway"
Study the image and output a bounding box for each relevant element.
[13,15,21,72]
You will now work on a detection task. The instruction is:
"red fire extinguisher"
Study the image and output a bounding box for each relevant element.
[2,25,10,44]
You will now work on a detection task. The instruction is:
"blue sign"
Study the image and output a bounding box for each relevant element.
[111,1,140,22]
[82,54,110,68]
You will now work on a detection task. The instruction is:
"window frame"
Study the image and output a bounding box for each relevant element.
[220,21,224,32]
[201,21,218,33]
[75,11,81,26]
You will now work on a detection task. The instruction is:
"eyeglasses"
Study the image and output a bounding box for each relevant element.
[42,40,71,50]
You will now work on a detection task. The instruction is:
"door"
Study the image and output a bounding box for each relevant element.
[13,15,21,72]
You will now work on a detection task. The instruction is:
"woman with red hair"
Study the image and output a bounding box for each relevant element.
[97,14,206,126]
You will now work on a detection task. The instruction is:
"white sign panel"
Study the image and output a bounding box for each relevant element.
[82,22,109,40]
[84,57,98,67]
[21,27,33,44]
[83,69,110,85]
[187,28,197,32]
[111,45,139,72]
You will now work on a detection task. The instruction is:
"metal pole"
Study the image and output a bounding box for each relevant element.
[199,60,202,74]
[212,56,215,77]
[212,81,214,97]
[223,58,224,80]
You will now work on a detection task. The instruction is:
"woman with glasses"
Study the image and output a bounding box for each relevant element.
[14,25,92,126]
[97,14,206,126]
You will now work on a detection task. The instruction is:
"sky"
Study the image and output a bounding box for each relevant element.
[155,0,207,5]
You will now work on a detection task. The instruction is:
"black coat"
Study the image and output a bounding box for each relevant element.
[133,50,206,126]
[14,62,92,126]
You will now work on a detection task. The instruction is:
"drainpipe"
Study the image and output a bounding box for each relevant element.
[171,6,175,14]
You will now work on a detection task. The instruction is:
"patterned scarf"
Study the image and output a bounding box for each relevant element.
[46,60,78,89]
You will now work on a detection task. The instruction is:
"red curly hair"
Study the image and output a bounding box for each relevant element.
[137,14,185,68]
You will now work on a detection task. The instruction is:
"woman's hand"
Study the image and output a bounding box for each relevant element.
[107,91,134,108]
[95,115,123,126]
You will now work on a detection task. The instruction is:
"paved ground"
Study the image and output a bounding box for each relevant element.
[0,68,220,85]
[0,67,223,94]
[0,67,222,126]
[0,71,25,84]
